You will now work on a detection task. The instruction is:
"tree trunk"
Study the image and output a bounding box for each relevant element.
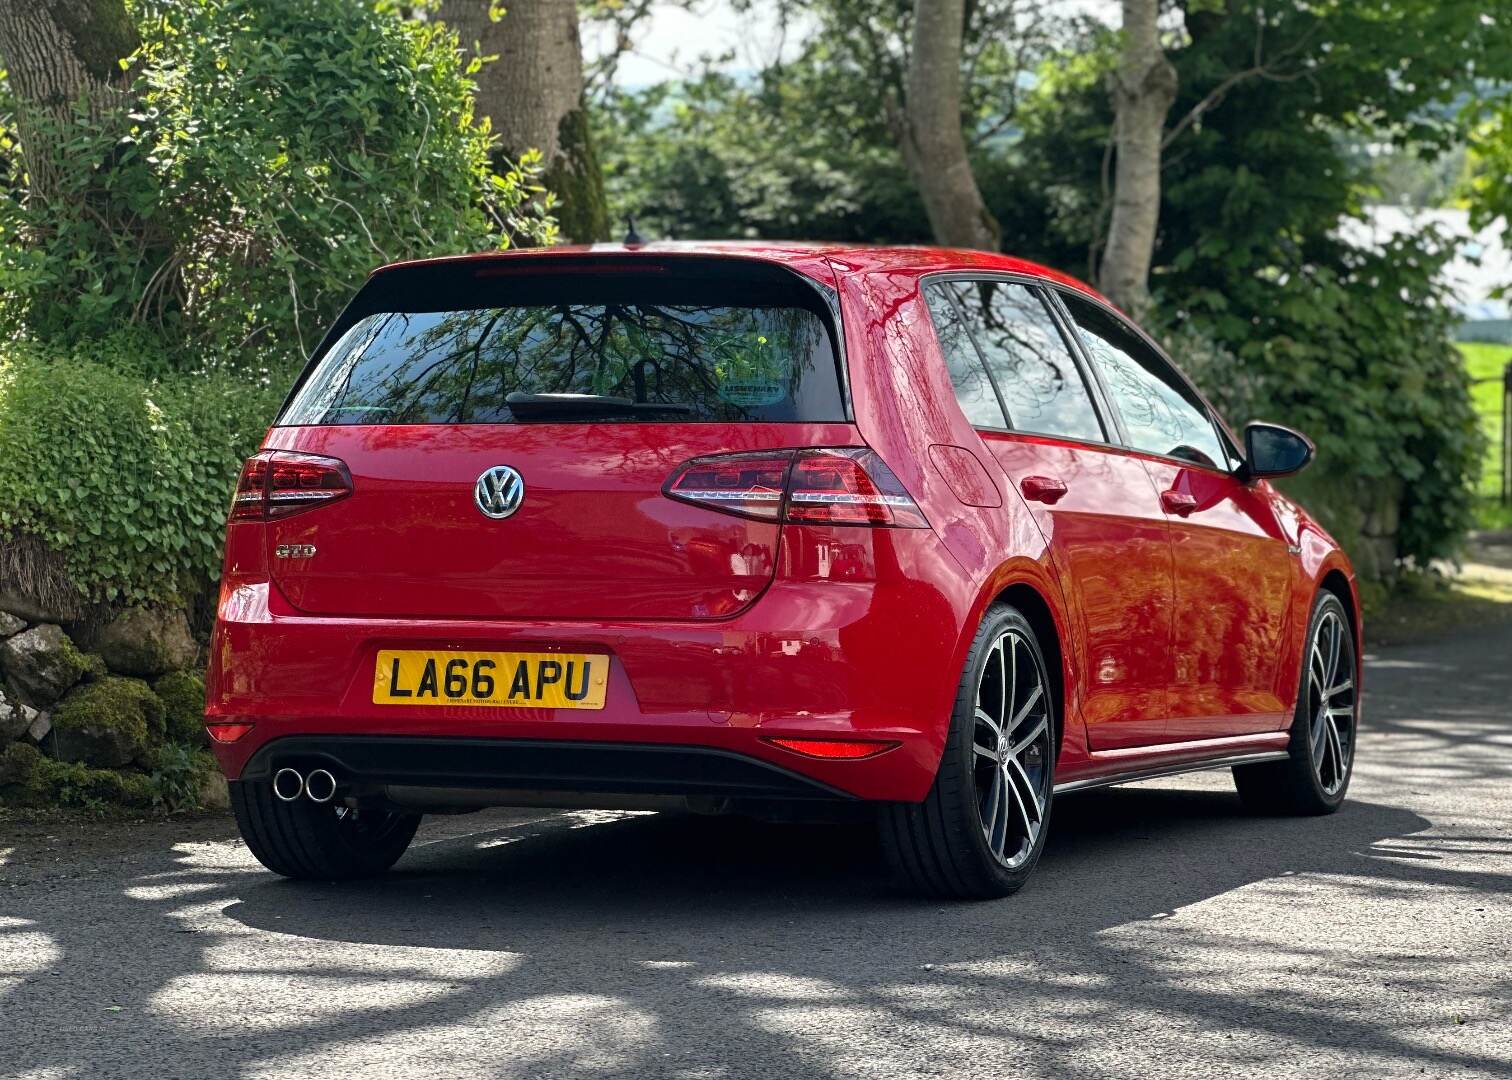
[438,0,608,243]
[1099,0,1177,316]
[898,0,1000,251]
[0,0,140,202]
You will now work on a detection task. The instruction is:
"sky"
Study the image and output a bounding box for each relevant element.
[583,2,810,86]
[1343,208,1511,320]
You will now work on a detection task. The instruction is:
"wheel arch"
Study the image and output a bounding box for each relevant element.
[1317,564,1363,703]
[1273,557,1361,719]
[1318,567,1359,647]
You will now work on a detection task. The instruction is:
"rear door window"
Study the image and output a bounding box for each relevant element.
[281,272,845,425]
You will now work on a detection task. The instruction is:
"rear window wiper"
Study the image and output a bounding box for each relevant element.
[504,392,696,421]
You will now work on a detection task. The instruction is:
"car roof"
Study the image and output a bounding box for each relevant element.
[372,241,1109,306]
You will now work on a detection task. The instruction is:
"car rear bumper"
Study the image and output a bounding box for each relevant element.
[236,735,856,804]
[207,530,975,802]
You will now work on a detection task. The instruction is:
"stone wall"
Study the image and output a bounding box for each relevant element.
[0,602,224,812]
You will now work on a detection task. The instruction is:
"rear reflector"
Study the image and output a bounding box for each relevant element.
[664,448,927,528]
[205,722,255,744]
[230,451,352,523]
[765,737,898,760]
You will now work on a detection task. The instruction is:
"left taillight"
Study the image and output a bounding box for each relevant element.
[229,451,352,523]
[664,448,928,528]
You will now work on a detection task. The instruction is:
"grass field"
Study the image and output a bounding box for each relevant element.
[1462,341,1512,529]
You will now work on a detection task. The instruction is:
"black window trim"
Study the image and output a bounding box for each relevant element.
[919,270,1119,452]
[1043,283,1244,478]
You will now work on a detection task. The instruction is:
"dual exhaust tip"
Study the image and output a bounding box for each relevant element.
[272,767,339,804]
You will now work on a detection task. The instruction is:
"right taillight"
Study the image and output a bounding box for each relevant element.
[229,450,352,523]
[664,448,927,528]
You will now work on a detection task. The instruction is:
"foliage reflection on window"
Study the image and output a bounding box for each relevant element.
[284,303,841,425]
[1063,296,1226,469]
[924,283,1007,429]
[954,281,1104,443]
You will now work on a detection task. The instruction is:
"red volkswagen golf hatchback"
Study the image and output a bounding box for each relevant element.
[207,243,1359,898]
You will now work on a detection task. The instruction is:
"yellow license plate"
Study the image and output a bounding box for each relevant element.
[373,650,609,709]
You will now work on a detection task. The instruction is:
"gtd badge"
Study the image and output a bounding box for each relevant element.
[475,465,525,520]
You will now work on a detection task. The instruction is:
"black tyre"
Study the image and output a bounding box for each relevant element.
[1233,591,1357,815]
[880,603,1056,899]
[230,780,421,880]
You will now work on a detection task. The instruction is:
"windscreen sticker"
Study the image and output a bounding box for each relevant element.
[717,379,787,406]
[715,335,790,406]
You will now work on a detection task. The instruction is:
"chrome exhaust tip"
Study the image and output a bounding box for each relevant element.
[304,768,338,804]
[272,767,305,802]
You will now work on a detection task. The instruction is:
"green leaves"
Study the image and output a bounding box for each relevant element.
[0,337,286,606]
[1464,100,1512,282]
[0,0,563,605]
[0,0,556,365]
[1160,227,1482,569]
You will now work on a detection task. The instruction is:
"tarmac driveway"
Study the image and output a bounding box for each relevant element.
[2,623,1510,1078]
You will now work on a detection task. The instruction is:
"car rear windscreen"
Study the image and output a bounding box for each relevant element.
[279,263,846,425]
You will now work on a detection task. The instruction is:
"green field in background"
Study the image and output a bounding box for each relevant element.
[1463,342,1511,529]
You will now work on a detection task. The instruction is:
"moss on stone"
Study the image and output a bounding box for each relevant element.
[0,737,220,814]
[95,607,197,677]
[0,622,91,704]
[46,625,89,670]
[0,742,157,812]
[53,631,92,695]
[81,652,110,681]
[0,740,43,787]
[44,758,157,810]
[51,675,165,768]
[153,669,206,746]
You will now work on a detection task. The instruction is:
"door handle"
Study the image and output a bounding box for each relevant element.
[1161,489,1199,517]
[1021,475,1068,505]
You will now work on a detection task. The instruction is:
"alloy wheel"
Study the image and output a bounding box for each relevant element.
[1307,608,1356,796]
[972,630,1054,868]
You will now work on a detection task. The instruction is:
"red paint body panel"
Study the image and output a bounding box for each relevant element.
[208,526,965,802]
[261,423,862,621]
[207,242,1360,803]
[1138,457,1295,739]
[983,433,1174,750]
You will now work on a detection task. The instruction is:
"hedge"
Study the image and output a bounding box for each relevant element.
[0,336,285,610]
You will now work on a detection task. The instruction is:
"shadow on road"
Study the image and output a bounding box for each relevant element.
[224,788,1435,953]
[14,616,1512,1080]
[8,777,1512,1078]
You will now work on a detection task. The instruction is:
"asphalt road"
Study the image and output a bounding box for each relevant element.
[3,624,1511,1080]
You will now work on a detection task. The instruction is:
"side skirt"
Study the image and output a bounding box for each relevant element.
[1054,749,1291,795]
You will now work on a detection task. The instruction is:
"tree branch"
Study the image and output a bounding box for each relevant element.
[1162,18,1323,151]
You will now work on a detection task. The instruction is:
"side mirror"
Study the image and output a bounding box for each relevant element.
[1240,422,1314,481]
